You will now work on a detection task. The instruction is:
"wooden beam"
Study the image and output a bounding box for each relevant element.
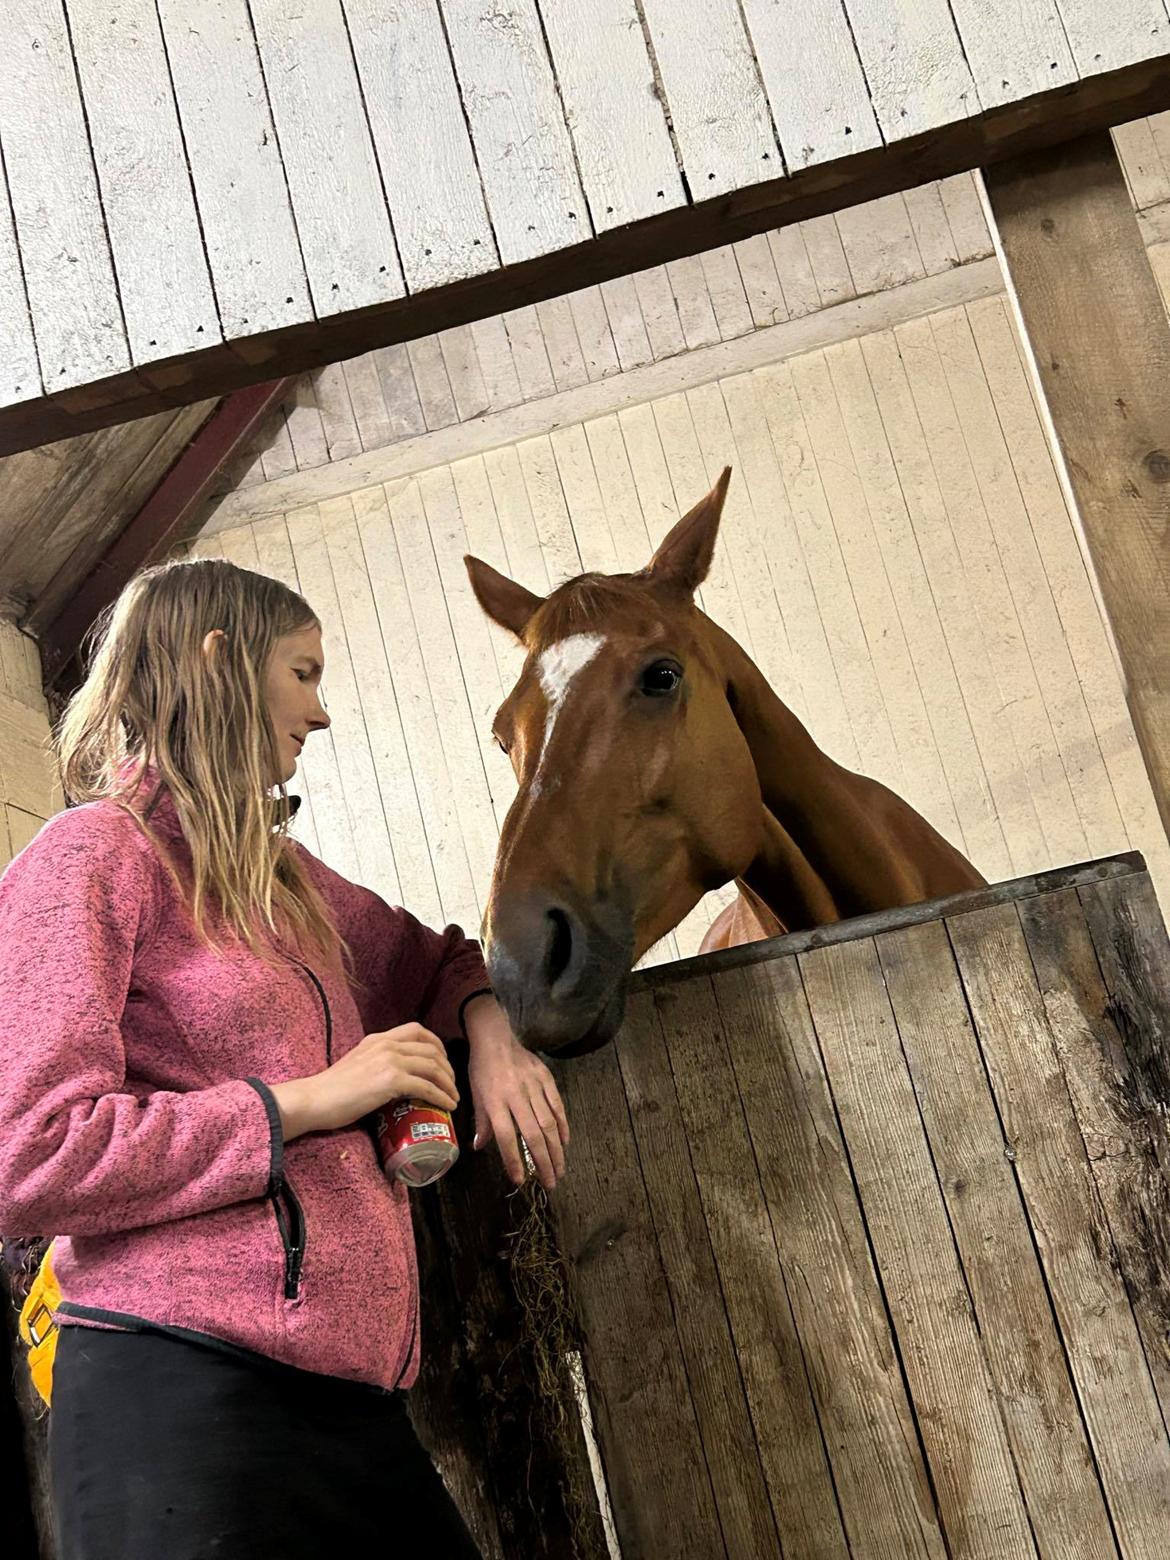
[39,378,292,692]
[2,52,1170,456]
[984,132,1170,845]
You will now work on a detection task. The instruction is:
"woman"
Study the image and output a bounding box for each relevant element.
[0,559,568,1558]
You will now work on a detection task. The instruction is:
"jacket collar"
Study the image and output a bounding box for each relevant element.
[119,763,301,836]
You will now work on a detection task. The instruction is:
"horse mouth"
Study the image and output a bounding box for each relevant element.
[534,976,629,1059]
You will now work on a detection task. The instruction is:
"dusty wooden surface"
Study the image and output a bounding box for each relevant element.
[546,856,1170,1556]
[4,4,1170,450]
[985,129,1170,841]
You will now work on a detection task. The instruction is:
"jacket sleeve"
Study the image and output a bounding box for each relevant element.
[0,808,280,1239]
[300,848,492,1039]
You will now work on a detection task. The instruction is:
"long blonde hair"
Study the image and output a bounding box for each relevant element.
[56,558,339,958]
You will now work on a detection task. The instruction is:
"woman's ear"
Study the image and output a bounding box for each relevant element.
[201,629,227,660]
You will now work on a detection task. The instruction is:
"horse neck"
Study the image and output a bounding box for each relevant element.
[704,618,970,925]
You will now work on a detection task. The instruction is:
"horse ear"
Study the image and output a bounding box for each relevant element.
[464,555,544,640]
[644,467,731,593]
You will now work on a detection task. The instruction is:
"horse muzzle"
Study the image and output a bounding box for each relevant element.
[484,891,633,1057]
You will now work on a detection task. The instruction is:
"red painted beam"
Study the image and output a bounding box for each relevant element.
[41,377,292,691]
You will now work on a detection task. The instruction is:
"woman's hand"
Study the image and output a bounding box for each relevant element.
[464,995,569,1192]
[270,1024,458,1142]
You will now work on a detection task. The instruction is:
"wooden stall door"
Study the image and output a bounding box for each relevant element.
[551,856,1170,1558]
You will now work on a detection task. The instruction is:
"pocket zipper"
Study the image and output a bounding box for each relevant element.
[271,957,330,1299]
[269,1177,306,1300]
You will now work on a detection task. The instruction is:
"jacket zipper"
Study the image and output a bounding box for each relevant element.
[269,1178,306,1300]
[269,957,333,1301]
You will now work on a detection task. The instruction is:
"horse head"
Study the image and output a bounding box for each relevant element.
[464,468,760,1056]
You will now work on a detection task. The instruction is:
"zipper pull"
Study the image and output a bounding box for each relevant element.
[285,1243,304,1299]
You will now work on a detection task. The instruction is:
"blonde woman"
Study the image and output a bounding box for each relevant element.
[0,560,568,1559]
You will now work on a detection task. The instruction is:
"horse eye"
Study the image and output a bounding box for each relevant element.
[493,733,511,755]
[639,660,682,698]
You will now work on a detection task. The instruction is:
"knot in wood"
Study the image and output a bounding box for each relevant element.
[1143,449,1170,483]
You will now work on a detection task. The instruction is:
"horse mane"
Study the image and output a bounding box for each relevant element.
[533,571,654,643]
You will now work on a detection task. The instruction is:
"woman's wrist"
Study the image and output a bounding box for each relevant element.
[269,1076,319,1142]
[462,992,515,1053]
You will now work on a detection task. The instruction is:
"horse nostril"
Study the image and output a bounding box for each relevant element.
[546,907,574,987]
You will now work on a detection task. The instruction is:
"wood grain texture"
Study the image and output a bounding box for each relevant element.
[948,0,1077,109]
[1,0,130,389]
[343,0,498,292]
[0,149,40,406]
[841,0,978,139]
[157,0,309,338]
[637,0,780,195]
[248,0,403,316]
[801,935,1039,1556]
[1056,0,1170,76]
[67,0,221,362]
[536,0,684,229]
[950,900,1170,1554]
[878,918,1116,1559]
[985,131,1170,841]
[740,0,881,166]
[440,0,588,265]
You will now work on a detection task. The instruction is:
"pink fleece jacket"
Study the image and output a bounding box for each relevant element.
[0,791,490,1391]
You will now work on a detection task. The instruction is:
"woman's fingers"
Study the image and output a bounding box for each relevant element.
[538,1074,570,1149]
[490,1107,526,1186]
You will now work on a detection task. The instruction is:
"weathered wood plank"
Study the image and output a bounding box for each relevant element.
[0,151,40,407]
[351,483,477,927]
[984,131,1170,842]
[538,0,684,230]
[631,855,1144,993]
[12,41,1170,449]
[607,990,784,1557]
[715,957,944,1557]
[157,0,309,338]
[385,474,495,929]
[949,901,1170,1555]
[550,1034,723,1558]
[1078,870,1170,1217]
[2,0,130,388]
[1022,885,1170,1436]
[841,0,978,140]
[637,0,780,195]
[948,0,1077,109]
[800,935,1039,1557]
[249,0,402,316]
[878,918,1117,1559]
[1055,0,1170,76]
[344,0,497,292]
[67,0,221,362]
[824,337,969,849]
[440,0,588,265]
[740,0,881,166]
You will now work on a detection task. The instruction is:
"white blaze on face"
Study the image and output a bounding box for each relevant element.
[531,632,605,794]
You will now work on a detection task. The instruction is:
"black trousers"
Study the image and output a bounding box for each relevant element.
[49,1324,482,1560]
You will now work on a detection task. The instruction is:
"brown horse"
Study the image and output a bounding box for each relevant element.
[465,467,984,1055]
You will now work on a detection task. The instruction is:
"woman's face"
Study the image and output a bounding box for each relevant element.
[263,625,330,784]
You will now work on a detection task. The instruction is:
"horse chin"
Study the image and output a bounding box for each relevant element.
[535,976,629,1059]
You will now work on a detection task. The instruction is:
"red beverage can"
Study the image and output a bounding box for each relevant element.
[373,1100,459,1188]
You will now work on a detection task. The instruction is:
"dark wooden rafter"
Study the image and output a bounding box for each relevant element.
[39,377,293,696]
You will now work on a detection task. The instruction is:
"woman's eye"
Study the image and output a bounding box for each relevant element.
[639,660,682,698]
